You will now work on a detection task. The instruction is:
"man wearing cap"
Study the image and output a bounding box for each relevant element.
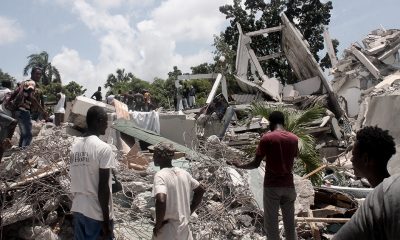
[152,142,205,239]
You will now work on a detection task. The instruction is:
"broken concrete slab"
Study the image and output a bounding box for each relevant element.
[364,94,400,174]
[293,76,324,96]
[69,96,115,129]
[159,114,196,147]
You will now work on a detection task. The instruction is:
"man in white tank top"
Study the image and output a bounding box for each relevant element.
[54,86,66,126]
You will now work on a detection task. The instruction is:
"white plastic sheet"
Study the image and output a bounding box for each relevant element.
[130,110,160,134]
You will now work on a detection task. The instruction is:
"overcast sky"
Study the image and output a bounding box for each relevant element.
[0,0,398,95]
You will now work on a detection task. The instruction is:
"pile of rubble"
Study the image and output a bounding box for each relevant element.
[0,118,349,240]
[2,17,400,239]
[332,29,400,119]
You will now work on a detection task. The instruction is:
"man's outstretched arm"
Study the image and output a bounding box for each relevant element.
[191,184,205,214]
[227,154,264,169]
[98,168,111,237]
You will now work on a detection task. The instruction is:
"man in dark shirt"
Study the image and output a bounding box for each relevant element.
[333,126,399,240]
[133,91,144,111]
[91,86,102,101]
[228,111,298,240]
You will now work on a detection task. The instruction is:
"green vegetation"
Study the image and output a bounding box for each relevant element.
[248,102,325,184]
[23,51,61,85]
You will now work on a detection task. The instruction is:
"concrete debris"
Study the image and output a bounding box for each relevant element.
[4,26,400,240]
[332,29,400,118]
[18,225,59,240]
[294,176,315,215]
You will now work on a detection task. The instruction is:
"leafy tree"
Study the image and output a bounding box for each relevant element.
[149,78,170,108]
[190,63,215,74]
[248,103,325,184]
[187,79,213,107]
[213,34,241,93]
[162,66,183,108]
[63,81,86,101]
[23,51,61,85]
[42,82,62,102]
[219,0,334,84]
[0,69,16,87]
[104,68,133,89]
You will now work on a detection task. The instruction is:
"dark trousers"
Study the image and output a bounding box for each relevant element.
[263,187,297,240]
[55,113,64,126]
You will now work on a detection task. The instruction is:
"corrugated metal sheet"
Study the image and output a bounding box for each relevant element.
[112,119,207,161]
[231,94,263,104]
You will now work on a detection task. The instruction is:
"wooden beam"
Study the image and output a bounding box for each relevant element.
[308,210,321,240]
[302,164,327,180]
[206,74,224,104]
[247,46,266,77]
[295,217,351,223]
[351,46,381,79]
[378,41,400,61]
[323,28,338,68]
[221,76,229,103]
[281,13,343,118]
[246,25,283,37]
[258,52,282,61]
[177,73,218,81]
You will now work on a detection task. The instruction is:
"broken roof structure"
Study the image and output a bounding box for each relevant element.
[234,13,343,118]
[331,28,400,118]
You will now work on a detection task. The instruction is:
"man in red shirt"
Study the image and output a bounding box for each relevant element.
[228,111,298,240]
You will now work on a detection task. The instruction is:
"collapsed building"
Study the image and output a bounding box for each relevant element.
[1,13,400,240]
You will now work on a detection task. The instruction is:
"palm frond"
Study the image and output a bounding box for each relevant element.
[247,101,323,185]
[295,105,325,127]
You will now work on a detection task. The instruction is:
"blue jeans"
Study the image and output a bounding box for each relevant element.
[73,212,114,240]
[15,110,32,147]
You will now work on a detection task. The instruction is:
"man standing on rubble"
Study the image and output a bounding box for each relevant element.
[333,126,400,239]
[70,106,115,240]
[152,142,205,239]
[91,86,103,102]
[228,111,298,240]
[7,78,48,147]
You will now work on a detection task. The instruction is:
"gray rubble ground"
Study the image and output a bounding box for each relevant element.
[0,118,359,240]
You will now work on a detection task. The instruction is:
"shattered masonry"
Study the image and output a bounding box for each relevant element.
[1,14,400,240]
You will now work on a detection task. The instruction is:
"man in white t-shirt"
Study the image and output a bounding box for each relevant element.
[54,86,66,126]
[152,142,205,239]
[70,106,115,240]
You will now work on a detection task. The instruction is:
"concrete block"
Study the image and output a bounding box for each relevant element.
[283,85,294,97]
[261,76,281,100]
[364,95,400,175]
[293,76,321,95]
[338,87,361,117]
[159,114,196,148]
[69,96,114,129]
[331,118,342,140]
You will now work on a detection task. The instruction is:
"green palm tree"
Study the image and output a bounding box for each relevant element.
[23,51,61,85]
[248,102,325,184]
[104,68,134,89]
